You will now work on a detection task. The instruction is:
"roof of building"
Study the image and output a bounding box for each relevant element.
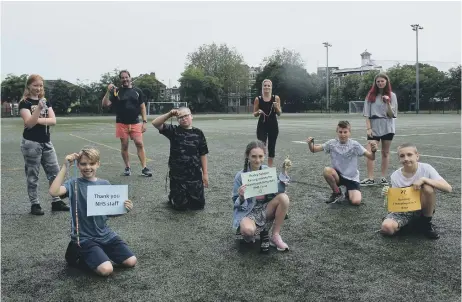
[332,64,382,74]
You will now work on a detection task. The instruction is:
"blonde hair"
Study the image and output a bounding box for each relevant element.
[78,146,100,163]
[261,79,272,97]
[20,74,45,102]
[397,143,418,154]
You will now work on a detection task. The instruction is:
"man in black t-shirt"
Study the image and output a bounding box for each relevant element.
[152,107,209,210]
[102,70,152,177]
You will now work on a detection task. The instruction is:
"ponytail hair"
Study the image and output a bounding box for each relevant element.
[243,158,249,172]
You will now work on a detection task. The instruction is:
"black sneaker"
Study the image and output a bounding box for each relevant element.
[124,167,131,176]
[31,204,44,215]
[260,230,270,254]
[141,167,152,177]
[326,192,343,204]
[360,178,375,186]
[380,177,389,186]
[421,221,440,239]
[52,200,70,211]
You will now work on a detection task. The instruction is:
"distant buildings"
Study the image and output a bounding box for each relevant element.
[227,65,261,112]
[247,65,260,104]
[332,50,382,78]
[317,66,339,78]
[166,86,180,102]
[317,50,383,86]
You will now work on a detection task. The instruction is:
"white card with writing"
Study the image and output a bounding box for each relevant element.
[241,168,278,199]
[87,185,128,216]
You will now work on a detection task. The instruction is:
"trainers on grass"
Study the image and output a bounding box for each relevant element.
[31,204,44,215]
[52,200,70,211]
[380,177,389,186]
[360,178,375,186]
[326,192,343,204]
[123,167,131,176]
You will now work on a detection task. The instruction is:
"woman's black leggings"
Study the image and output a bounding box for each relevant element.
[256,122,279,158]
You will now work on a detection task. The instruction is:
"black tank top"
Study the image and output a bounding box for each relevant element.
[258,95,277,124]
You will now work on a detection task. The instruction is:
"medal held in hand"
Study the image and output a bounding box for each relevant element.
[279,155,292,184]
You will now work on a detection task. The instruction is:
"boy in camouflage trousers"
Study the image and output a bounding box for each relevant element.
[152,107,209,210]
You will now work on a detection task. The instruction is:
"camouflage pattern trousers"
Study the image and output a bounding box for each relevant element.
[20,138,61,204]
[168,176,205,211]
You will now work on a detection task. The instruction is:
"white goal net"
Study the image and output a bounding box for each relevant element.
[147,102,188,115]
[348,101,365,114]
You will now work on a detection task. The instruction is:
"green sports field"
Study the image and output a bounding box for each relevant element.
[1,113,460,302]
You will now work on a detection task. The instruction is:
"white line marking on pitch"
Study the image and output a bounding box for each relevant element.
[69,134,153,162]
[291,141,461,160]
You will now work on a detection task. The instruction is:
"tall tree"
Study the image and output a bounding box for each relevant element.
[132,73,160,102]
[444,65,461,111]
[262,48,305,68]
[185,43,249,93]
[335,74,362,112]
[255,62,314,112]
[48,80,74,114]
[1,74,28,102]
[179,66,223,112]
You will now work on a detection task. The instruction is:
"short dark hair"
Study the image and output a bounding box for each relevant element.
[337,120,351,129]
[119,70,131,78]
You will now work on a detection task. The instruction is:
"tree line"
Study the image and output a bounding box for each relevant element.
[1,43,460,115]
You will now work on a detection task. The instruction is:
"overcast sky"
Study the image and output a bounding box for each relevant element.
[1,1,461,87]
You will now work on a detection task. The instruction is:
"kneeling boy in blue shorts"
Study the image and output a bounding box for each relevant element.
[50,147,137,276]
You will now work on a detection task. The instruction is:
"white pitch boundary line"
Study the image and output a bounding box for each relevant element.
[69,133,154,162]
[414,143,461,149]
[291,141,461,160]
[394,132,461,137]
[353,137,462,149]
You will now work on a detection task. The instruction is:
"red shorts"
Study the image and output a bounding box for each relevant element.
[116,123,143,140]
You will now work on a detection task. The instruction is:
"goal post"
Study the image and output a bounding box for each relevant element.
[147,102,188,116]
[348,101,365,114]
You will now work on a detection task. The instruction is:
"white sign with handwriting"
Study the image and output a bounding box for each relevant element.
[87,185,128,216]
[241,168,278,199]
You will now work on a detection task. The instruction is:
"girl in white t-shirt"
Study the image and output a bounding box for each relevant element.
[381,143,452,239]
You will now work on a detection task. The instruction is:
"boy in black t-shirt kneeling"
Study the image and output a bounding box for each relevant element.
[152,107,209,210]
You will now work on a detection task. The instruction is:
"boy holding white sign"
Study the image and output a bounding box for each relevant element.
[49,147,137,276]
[380,143,452,239]
[232,141,290,252]
[307,121,378,205]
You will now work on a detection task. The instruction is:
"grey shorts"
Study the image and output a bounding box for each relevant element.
[385,211,422,229]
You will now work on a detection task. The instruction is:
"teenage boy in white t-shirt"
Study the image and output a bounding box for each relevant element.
[381,143,452,239]
[307,120,378,205]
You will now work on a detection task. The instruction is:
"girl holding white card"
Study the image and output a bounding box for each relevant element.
[231,141,290,253]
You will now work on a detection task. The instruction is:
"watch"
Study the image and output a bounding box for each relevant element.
[143,120,147,123]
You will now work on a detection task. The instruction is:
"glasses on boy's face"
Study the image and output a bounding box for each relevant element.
[177,114,190,120]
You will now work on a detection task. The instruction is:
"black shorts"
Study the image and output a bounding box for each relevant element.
[367,133,394,141]
[169,177,205,210]
[335,170,361,192]
[65,236,134,270]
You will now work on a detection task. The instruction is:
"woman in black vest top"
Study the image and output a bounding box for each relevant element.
[253,79,281,167]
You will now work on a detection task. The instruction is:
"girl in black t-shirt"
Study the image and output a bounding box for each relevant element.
[18,74,69,215]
